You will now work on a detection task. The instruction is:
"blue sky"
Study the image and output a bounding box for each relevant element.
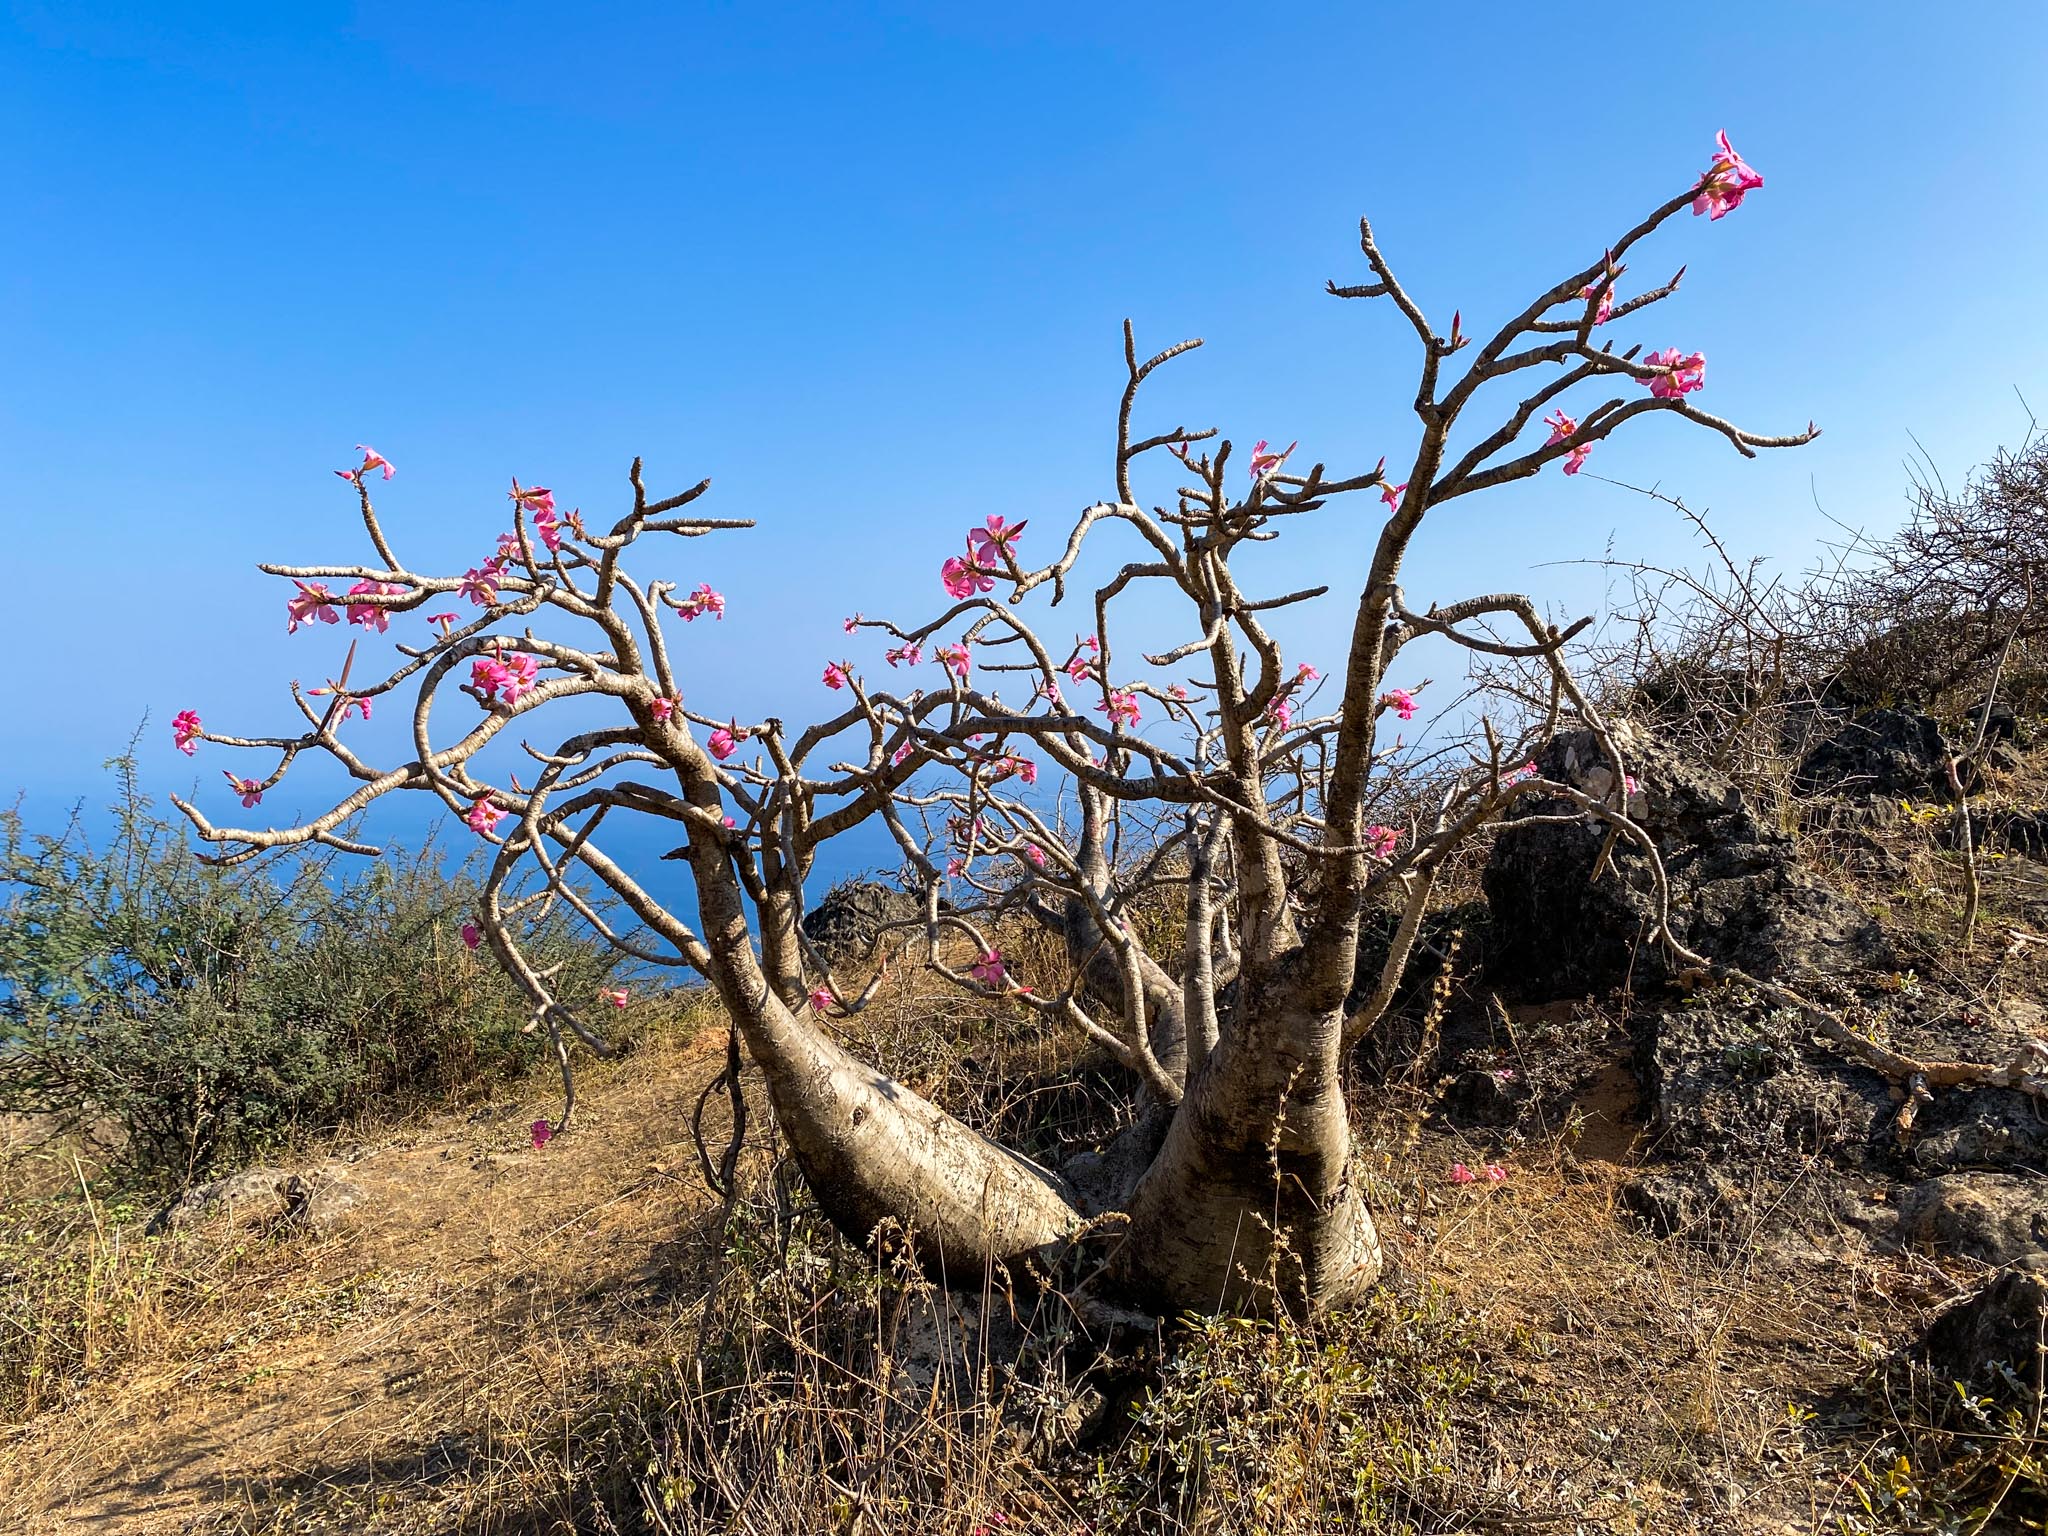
[4,2,2045,880]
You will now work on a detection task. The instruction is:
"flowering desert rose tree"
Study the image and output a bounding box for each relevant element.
[174,136,1811,1315]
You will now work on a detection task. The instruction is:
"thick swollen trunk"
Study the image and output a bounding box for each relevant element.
[736,989,1084,1276]
[688,825,1082,1278]
[1107,991,1383,1315]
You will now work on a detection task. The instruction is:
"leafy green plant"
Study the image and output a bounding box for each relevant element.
[0,747,619,1183]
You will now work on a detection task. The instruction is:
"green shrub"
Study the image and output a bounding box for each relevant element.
[0,749,619,1184]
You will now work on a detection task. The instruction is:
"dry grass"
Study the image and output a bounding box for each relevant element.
[1,872,2043,1532]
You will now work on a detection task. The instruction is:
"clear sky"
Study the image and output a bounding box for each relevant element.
[4,2,2046,879]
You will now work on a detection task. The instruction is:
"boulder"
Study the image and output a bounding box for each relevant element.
[1919,1255,2048,1408]
[147,1163,368,1237]
[1636,999,1891,1163]
[1619,1163,1748,1240]
[147,1166,289,1234]
[1483,726,1889,1000]
[802,878,921,960]
[1793,707,1955,801]
[1894,1173,2048,1265]
[278,1168,369,1234]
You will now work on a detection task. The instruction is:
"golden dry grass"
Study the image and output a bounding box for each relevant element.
[0,896,2040,1532]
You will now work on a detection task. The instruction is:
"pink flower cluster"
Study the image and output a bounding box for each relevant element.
[1641,348,1706,398]
[1692,131,1763,221]
[1365,824,1400,859]
[1264,662,1322,730]
[970,948,1008,988]
[286,581,341,633]
[940,516,1026,598]
[1449,1162,1508,1184]
[172,709,203,756]
[1096,689,1141,729]
[1380,686,1417,721]
[346,579,406,632]
[670,583,726,621]
[471,651,541,705]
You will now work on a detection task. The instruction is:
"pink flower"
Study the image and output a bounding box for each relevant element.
[1296,664,1321,683]
[172,710,203,756]
[533,507,563,553]
[809,987,834,1015]
[891,741,913,766]
[311,684,371,722]
[1266,696,1295,730]
[1015,757,1038,784]
[426,611,459,635]
[222,771,263,808]
[1026,845,1047,867]
[508,480,555,518]
[345,579,405,632]
[286,581,340,633]
[941,554,995,600]
[946,857,966,876]
[1544,409,1593,475]
[970,948,1008,988]
[843,613,862,633]
[1381,687,1417,721]
[1380,481,1407,509]
[1507,761,1539,785]
[335,445,394,482]
[461,921,482,950]
[670,583,725,621]
[708,724,742,760]
[823,661,851,691]
[1692,130,1763,221]
[649,694,676,722]
[469,656,510,702]
[1096,689,1141,729]
[885,642,923,668]
[1625,774,1640,795]
[1167,684,1189,701]
[1248,438,1297,481]
[967,515,1026,562]
[466,798,505,835]
[722,814,737,828]
[1578,272,1616,325]
[603,987,628,1008]
[459,568,500,607]
[1449,1163,1478,1184]
[1365,824,1400,858]
[1640,348,1706,399]
[1063,652,1093,685]
[530,1119,553,1148]
[1484,1163,1508,1183]
[498,653,540,703]
[937,643,971,679]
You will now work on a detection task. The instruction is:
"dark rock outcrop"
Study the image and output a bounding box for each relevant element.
[1919,1256,2048,1408]
[1792,707,1955,801]
[802,879,921,960]
[1483,726,1889,1000]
